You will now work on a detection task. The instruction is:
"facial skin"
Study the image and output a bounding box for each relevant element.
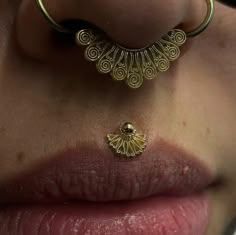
[0,0,235,234]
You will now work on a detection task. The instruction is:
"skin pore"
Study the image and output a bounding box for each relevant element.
[0,0,236,234]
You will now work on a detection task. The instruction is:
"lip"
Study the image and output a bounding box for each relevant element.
[0,138,215,203]
[0,137,216,235]
[0,192,211,235]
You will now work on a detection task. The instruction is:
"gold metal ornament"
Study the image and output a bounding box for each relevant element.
[75,29,186,89]
[35,0,215,89]
[107,122,147,159]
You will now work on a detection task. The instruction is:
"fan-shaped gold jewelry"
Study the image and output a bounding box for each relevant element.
[107,122,147,159]
[76,29,187,89]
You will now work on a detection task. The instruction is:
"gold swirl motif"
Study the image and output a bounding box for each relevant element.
[85,41,109,61]
[111,51,128,81]
[149,45,170,72]
[97,59,113,74]
[127,73,143,89]
[126,52,143,89]
[96,46,119,74]
[75,28,187,89]
[85,44,100,61]
[140,51,157,80]
[76,29,97,46]
[165,30,187,46]
[157,39,180,61]
[158,59,169,72]
[107,122,147,159]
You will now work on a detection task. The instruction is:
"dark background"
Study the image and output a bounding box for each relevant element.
[217,0,236,8]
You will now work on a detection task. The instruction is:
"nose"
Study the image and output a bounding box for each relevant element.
[16,0,195,60]
[36,0,190,47]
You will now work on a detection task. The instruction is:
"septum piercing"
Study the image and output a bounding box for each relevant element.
[35,0,215,89]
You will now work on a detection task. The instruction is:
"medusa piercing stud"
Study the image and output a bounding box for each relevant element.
[107,122,147,159]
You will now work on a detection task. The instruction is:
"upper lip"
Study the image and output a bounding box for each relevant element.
[0,138,215,204]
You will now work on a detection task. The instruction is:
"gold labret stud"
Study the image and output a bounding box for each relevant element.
[107,122,147,159]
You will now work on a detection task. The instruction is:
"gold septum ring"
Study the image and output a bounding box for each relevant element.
[36,0,215,89]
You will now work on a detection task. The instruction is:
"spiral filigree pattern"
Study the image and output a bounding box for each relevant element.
[127,73,143,89]
[112,65,127,81]
[141,51,157,80]
[157,40,180,61]
[96,47,119,74]
[111,51,128,81]
[165,30,187,46]
[75,29,187,89]
[76,29,97,46]
[97,59,113,73]
[85,45,100,61]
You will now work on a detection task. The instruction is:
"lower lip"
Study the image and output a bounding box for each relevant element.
[0,192,211,235]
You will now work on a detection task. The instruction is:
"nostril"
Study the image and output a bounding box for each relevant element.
[60,19,100,33]
[54,19,100,45]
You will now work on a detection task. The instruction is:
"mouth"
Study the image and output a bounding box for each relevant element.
[0,138,217,235]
